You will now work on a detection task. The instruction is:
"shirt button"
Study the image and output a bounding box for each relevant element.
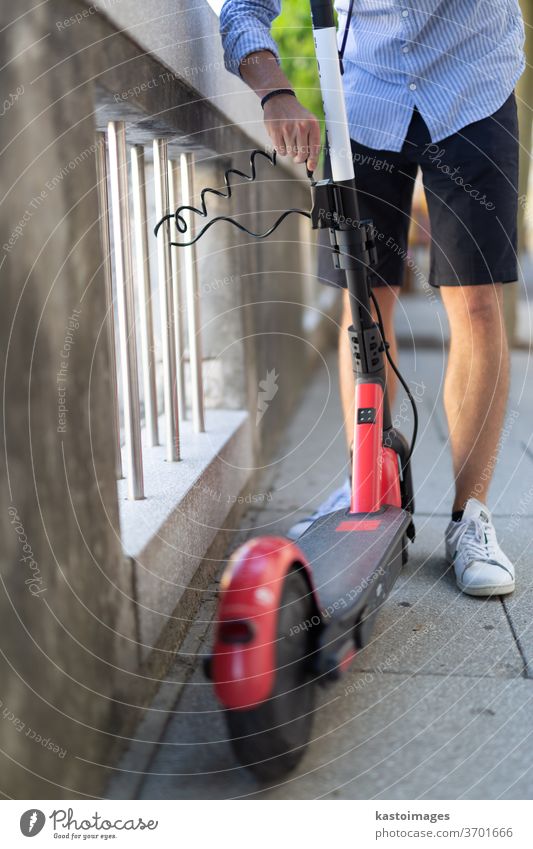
[403,45,410,53]
[409,83,417,90]
[402,9,409,16]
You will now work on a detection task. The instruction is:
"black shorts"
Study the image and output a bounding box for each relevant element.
[318,93,519,288]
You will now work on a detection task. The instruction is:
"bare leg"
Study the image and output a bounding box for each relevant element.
[440,283,509,512]
[339,286,400,448]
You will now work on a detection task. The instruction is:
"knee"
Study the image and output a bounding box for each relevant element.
[449,286,505,332]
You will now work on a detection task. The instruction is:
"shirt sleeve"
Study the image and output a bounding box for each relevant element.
[220,0,281,77]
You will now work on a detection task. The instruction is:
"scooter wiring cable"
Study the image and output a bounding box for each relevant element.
[339,0,355,67]
[370,287,418,467]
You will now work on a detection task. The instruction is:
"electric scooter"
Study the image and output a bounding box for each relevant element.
[156,0,417,782]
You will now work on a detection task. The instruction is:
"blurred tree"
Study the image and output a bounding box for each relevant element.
[272,0,325,123]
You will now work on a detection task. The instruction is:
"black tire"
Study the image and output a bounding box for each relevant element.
[225,568,316,782]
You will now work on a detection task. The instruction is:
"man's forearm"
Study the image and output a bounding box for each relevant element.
[239,50,293,98]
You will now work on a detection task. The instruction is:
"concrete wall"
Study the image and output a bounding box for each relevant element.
[0,0,137,798]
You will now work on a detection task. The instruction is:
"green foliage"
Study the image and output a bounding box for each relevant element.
[271,1,324,122]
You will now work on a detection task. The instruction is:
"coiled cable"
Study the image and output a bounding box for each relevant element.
[154,149,311,247]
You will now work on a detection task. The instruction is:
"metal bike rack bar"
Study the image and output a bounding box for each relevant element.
[168,159,186,423]
[131,144,159,448]
[106,121,144,500]
[95,132,123,481]
[180,153,205,433]
[153,138,180,461]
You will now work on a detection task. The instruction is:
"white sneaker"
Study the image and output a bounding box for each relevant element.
[287,479,351,540]
[445,498,515,597]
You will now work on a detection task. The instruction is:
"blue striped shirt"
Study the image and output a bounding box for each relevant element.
[220,1,525,151]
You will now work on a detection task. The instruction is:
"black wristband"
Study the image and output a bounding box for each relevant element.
[260,88,296,110]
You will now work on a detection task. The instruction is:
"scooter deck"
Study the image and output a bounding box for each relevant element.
[295,505,412,679]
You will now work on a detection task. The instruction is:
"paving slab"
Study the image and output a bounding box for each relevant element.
[136,667,533,800]
[501,531,533,679]
[262,673,533,800]
[350,516,524,680]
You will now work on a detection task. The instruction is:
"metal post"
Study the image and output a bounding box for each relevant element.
[153,138,180,461]
[180,153,205,433]
[106,121,144,499]
[131,144,159,447]
[168,159,186,422]
[94,132,123,480]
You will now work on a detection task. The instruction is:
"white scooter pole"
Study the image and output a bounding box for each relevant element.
[310,0,354,182]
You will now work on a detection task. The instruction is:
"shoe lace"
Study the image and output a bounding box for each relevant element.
[459,518,499,562]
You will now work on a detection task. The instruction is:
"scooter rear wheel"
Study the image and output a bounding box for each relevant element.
[225,568,316,782]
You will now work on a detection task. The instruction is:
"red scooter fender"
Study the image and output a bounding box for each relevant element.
[211,537,315,710]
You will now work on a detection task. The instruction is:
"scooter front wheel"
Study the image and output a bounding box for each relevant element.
[225,568,316,782]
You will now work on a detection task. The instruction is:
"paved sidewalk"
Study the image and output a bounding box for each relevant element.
[108,344,533,800]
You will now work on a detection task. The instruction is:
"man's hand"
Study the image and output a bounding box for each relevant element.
[240,50,321,173]
[263,95,321,172]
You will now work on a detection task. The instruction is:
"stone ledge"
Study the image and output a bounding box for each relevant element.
[118,409,253,662]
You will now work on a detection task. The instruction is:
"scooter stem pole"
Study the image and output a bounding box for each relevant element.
[309,0,374,340]
[309,2,354,183]
[310,0,394,513]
